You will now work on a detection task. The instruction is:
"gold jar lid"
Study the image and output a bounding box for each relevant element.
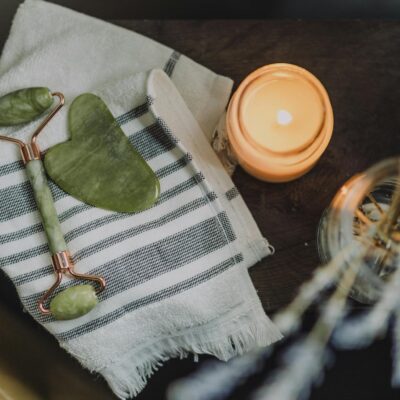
[227,63,334,182]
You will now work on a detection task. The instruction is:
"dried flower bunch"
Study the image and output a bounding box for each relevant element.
[168,158,400,400]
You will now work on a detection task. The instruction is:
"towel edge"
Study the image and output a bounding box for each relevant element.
[95,308,282,399]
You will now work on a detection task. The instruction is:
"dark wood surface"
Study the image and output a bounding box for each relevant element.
[114,20,400,311]
[1,19,400,400]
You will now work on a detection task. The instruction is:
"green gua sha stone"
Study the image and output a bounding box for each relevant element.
[0,87,53,126]
[50,285,98,320]
[44,93,160,213]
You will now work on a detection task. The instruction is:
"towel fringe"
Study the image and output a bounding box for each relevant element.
[97,313,282,399]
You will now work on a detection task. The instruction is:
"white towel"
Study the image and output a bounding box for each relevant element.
[0,1,282,398]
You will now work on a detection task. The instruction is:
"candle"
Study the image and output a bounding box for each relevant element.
[226,63,334,182]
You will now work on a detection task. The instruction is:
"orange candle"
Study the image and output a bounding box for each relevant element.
[226,63,334,182]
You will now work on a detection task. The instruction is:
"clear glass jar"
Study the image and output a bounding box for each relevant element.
[317,157,400,304]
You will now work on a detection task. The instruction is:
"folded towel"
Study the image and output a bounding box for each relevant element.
[0,1,282,398]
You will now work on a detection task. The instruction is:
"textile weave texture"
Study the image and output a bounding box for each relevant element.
[0,1,281,397]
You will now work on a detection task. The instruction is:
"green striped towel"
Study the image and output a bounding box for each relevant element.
[0,1,281,398]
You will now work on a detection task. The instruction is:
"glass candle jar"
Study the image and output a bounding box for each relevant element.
[317,157,400,304]
[226,63,334,182]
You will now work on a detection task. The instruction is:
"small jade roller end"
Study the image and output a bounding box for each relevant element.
[0,87,54,126]
[50,285,99,321]
[38,251,106,320]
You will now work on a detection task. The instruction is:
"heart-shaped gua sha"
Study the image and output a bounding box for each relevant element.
[44,93,160,213]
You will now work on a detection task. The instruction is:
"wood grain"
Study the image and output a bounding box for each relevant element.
[0,20,399,400]
[112,20,400,310]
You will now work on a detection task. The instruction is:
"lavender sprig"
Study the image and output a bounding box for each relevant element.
[334,249,400,349]
[253,248,362,400]
[168,242,365,400]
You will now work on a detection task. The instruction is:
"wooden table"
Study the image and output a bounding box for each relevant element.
[0,20,400,400]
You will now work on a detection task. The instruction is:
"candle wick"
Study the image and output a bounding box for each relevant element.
[277,109,293,126]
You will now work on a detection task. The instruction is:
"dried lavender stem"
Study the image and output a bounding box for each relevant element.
[356,209,373,226]
[274,240,366,335]
[253,248,364,400]
[169,214,381,400]
[367,193,384,215]
[334,244,400,348]
[378,175,400,238]
[308,253,362,345]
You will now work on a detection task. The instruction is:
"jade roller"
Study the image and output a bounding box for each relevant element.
[0,88,106,320]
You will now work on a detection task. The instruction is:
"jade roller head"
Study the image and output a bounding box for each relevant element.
[0,87,106,320]
[0,87,55,126]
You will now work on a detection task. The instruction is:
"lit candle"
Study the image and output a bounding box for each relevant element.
[226,63,334,182]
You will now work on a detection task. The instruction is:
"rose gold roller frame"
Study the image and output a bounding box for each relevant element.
[0,92,106,315]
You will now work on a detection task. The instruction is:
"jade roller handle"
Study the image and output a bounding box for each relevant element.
[0,87,105,320]
[25,159,99,319]
[26,159,67,254]
[25,158,104,320]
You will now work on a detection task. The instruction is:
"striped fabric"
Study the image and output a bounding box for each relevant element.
[0,1,281,398]
[0,71,281,396]
[0,74,268,333]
